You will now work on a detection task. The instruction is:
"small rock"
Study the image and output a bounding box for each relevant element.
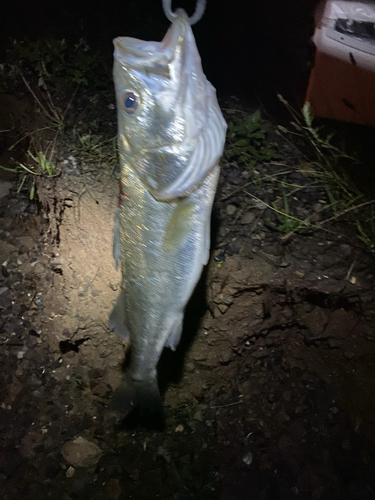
[67,156,77,167]
[242,451,253,465]
[105,478,122,500]
[226,204,237,216]
[185,362,195,373]
[339,244,352,257]
[218,226,227,237]
[231,239,241,253]
[18,236,35,250]
[312,202,322,212]
[157,446,171,463]
[240,212,255,225]
[66,466,75,478]
[219,347,233,364]
[217,304,229,314]
[61,437,102,469]
[193,410,204,422]
[175,424,184,433]
[26,336,37,349]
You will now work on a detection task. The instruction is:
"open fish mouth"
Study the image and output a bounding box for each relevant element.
[113,10,189,74]
[113,5,226,200]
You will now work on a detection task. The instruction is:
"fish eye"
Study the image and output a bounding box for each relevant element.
[123,92,138,114]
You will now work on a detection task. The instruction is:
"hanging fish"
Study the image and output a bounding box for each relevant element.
[109,0,227,422]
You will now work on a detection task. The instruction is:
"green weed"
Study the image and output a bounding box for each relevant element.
[278,95,375,251]
[11,37,110,89]
[73,133,117,173]
[226,110,280,167]
[1,151,60,200]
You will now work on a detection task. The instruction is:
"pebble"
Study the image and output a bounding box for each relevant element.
[193,410,204,422]
[313,202,322,212]
[218,226,227,237]
[175,424,184,433]
[226,204,237,216]
[242,451,253,465]
[26,336,38,349]
[241,212,255,225]
[61,437,102,469]
[339,244,352,257]
[66,466,75,478]
[219,347,233,364]
[185,362,195,373]
[231,239,241,253]
[67,156,77,167]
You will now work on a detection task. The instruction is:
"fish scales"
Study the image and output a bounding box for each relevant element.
[109,4,227,422]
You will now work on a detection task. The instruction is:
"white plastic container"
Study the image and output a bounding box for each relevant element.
[306,0,375,125]
[313,0,375,71]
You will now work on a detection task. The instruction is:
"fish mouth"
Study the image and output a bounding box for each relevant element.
[113,9,189,74]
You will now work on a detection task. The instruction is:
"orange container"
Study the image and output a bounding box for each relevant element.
[306,0,375,125]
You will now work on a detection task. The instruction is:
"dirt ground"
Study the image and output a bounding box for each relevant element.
[1,77,375,500]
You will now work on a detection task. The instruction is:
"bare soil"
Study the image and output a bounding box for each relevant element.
[1,85,375,500]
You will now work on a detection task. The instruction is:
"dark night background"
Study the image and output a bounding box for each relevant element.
[1,0,321,109]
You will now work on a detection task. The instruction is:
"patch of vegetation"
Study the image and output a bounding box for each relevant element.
[225,109,280,168]
[223,99,375,250]
[73,133,118,174]
[11,37,111,89]
[277,95,375,250]
[1,151,60,200]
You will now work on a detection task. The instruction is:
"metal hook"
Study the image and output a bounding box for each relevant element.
[162,0,207,25]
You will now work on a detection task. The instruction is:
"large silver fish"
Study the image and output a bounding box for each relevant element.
[109,0,227,421]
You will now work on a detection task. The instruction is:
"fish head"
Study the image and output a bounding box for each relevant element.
[114,9,226,199]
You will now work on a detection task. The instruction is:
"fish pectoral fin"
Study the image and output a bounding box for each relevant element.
[164,321,183,351]
[107,374,163,427]
[109,291,130,340]
[162,202,195,254]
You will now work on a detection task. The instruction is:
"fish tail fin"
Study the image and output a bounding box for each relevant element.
[109,290,130,340]
[108,373,163,427]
